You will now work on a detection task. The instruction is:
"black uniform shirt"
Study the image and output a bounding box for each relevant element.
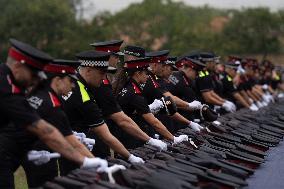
[63,74,105,132]
[93,77,122,117]
[27,83,73,137]
[195,70,214,93]
[0,63,40,129]
[220,73,237,96]
[117,79,150,116]
[211,72,224,96]
[168,71,197,102]
[141,72,166,104]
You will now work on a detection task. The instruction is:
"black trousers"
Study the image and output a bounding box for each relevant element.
[0,135,23,189]
[22,158,59,188]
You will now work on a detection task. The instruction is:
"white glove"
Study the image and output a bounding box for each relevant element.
[148,99,164,114]
[278,93,284,98]
[262,94,270,103]
[128,154,145,164]
[222,101,234,112]
[212,120,221,126]
[261,100,268,106]
[262,84,269,90]
[81,157,108,172]
[189,121,204,132]
[27,150,51,165]
[105,164,126,184]
[249,104,259,111]
[147,138,167,151]
[256,101,264,108]
[237,65,245,74]
[225,100,236,111]
[173,135,189,144]
[74,132,96,151]
[188,100,202,110]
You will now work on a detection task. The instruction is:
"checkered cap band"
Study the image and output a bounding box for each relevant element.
[165,60,175,65]
[124,50,141,57]
[79,59,109,67]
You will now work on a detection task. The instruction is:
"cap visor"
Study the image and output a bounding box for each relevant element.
[107,66,117,74]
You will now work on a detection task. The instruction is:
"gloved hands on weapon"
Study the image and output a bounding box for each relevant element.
[147,137,167,151]
[222,100,236,112]
[188,100,203,110]
[27,150,60,165]
[173,135,189,144]
[73,131,96,151]
[188,121,204,132]
[148,99,164,114]
[128,154,145,164]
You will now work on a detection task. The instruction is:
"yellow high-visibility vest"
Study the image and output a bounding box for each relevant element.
[77,81,90,103]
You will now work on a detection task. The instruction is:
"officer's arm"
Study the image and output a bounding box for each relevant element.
[202,91,224,105]
[170,112,190,125]
[252,86,264,98]
[142,113,174,141]
[91,123,131,159]
[27,119,85,165]
[232,92,250,108]
[240,90,253,105]
[109,111,151,142]
[210,91,226,102]
[246,90,261,101]
[163,91,192,111]
[65,134,94,158]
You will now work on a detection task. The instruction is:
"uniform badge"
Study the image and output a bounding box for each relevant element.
[27,96,43,109]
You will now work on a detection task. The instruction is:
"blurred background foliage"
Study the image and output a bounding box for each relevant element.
[0,0,284,63]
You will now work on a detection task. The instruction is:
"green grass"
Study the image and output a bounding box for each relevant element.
[15,167,28,189]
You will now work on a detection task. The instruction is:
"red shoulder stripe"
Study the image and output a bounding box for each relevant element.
[49,92,61,107]
[7,75,21,94]
[131,82,141,94]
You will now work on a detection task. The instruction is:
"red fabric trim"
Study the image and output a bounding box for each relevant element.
[7,75,21,94]
[126,61,149,69]
[8,47,44,69]
[182,75,189,86]
[150,56,168,63]
[96,46,120,53]
[103,79,110,85]
[149,75,159,88]
[131,82,141,94]
[49,92,61,107]
[43,64,75,74]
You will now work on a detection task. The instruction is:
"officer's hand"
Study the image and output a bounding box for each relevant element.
[32,151,51,165]
[189,121,204,132]
[188,100,202,110]
[225,100,236,111]
[149,99,164,114]
[256,101,264,108]
[173,135,189,144]
[105,164,127,184]
[81,157,108,172]
[222,101,234,112]
[128,154,145,164]
[249,104,259,111]
[147,138,167,151]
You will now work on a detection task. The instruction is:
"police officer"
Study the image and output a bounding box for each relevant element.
[239,58,267,108]
[123,46,204,133]
[90,40,167,151]
[187,51,236,113]
[145,50,204,132]
[22,59,106,187]
[115,57,189,145]
[0,39,107,188]
[221,60,259,111]
[62,50,144,174]
[167,57,205,120]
